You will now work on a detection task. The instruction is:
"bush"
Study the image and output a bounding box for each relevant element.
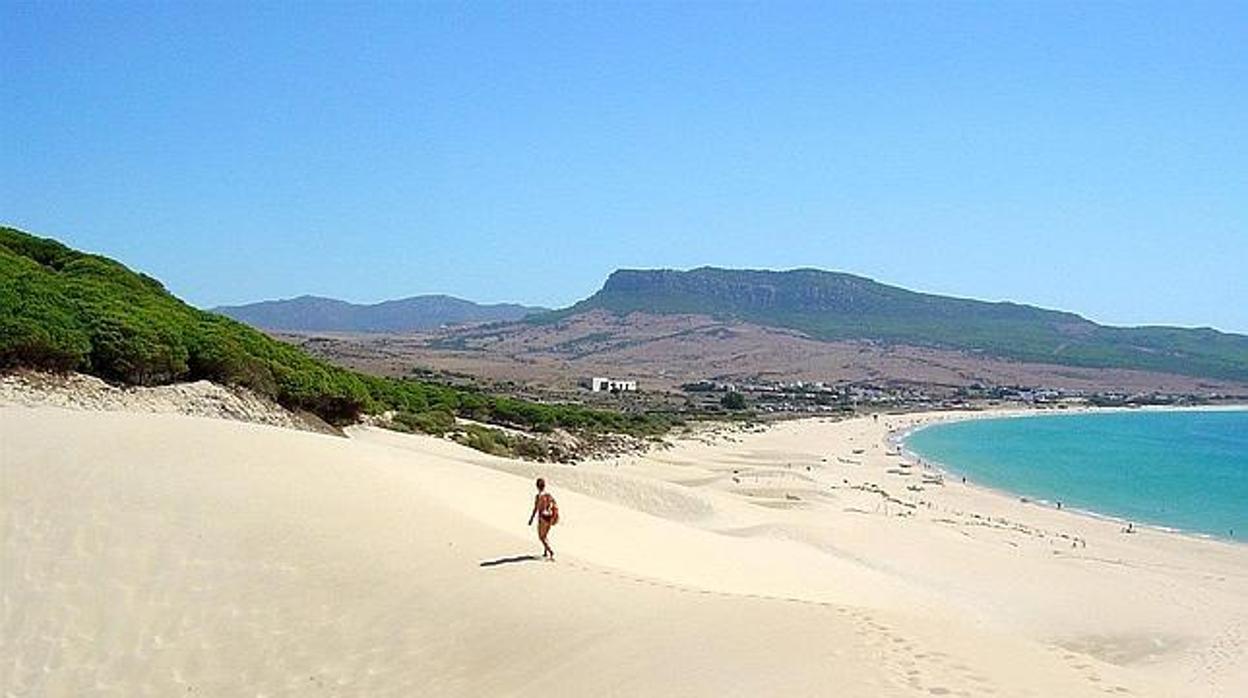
[720,391,747,410]
[0,254,92,371]
[453,424,509,456]
[510,436,554,461]
[448,424,557,460]
[394,408,456,435]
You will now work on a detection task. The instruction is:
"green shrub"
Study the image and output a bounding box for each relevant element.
[510,436,554,460]
[0,253,92,371]
[448,424,555,460]
[453,424,508,456]
[394,408,456,435]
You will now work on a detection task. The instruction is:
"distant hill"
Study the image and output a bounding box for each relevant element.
[214,295,546,333]
[297,308,1248,397]
[557,267,1248,382]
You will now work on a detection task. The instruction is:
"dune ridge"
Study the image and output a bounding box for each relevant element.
[3,405,1245,696]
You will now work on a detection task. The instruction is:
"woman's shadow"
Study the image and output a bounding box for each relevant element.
[479,554,541,568]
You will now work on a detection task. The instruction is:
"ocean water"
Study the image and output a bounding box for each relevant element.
[904,409,1248,540]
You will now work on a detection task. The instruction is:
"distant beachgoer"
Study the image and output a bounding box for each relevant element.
[528,478,558,560]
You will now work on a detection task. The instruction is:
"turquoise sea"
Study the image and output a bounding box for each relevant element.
[904,409,1248,540]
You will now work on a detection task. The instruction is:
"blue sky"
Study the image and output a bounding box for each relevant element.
[2,2,1245,331]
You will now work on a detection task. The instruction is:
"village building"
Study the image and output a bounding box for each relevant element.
[584,376,638,393]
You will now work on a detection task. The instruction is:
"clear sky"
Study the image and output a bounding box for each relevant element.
[2,2,1245,331]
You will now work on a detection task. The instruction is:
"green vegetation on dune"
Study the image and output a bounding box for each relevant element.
[0,227,676,435]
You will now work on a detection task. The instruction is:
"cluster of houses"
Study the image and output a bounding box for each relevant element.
[569,373,1231,411]
[951,384,1211,407]
[679,378,1230,412]
[681,379,936,412]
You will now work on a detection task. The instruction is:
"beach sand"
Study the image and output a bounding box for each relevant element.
[3,406,1245,696]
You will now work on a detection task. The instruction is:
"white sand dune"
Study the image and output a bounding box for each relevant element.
[3,407,1246,696]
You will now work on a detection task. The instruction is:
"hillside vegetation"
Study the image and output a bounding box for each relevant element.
[0,227,674,435]
[560,268,1248,382]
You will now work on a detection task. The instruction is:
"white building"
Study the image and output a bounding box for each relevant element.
[587,377,638,393]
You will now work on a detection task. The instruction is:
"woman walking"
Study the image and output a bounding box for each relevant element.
[527,478,558,560]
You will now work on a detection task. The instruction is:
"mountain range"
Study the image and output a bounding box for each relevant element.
[213,295,546,333]
[559,268,1248,382]
[4,222,1246,396]
[216,268,1248,388]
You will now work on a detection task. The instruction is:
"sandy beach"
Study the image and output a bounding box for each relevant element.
[3,405,1246,696]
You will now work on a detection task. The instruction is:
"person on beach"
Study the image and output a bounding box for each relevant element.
[527,478,558,560]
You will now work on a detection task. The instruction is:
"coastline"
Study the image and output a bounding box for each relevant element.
[585,409,1248,694]
[893,406,1248,544]
[5,404,1247,696]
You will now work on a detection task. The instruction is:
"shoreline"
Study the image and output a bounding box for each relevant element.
[890,406,1247,546]
[5,402,1248,695]
[602,408,1248,696]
